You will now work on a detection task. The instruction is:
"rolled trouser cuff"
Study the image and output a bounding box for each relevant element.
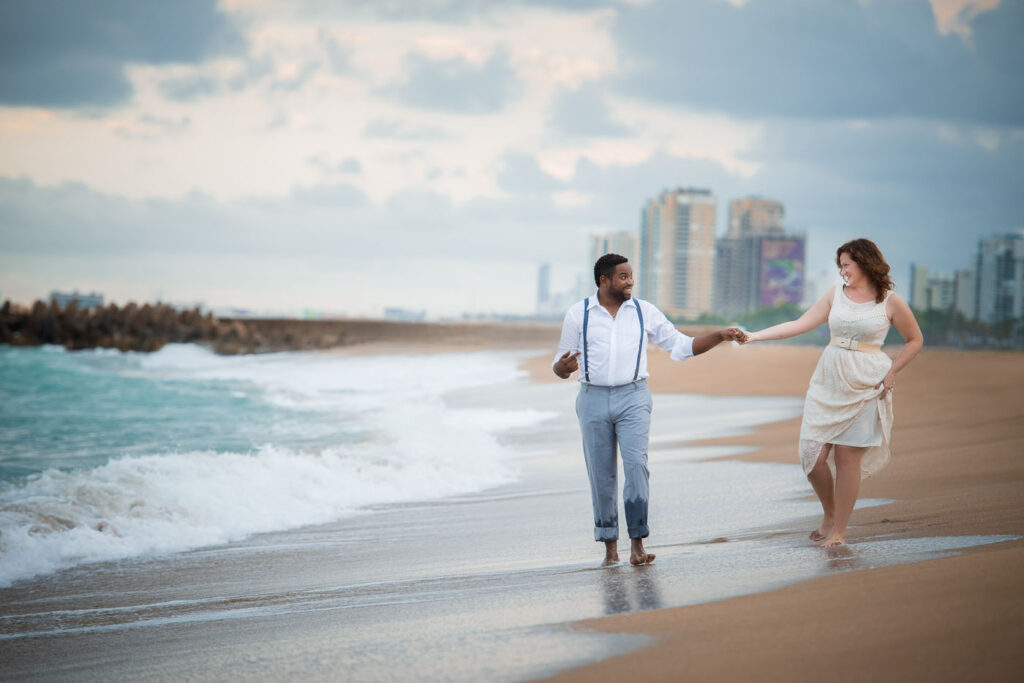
[627,524,649,539]
[594,522,618,542]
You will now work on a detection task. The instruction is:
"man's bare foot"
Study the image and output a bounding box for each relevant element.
[819,533,846,548]
[629,539,655,565]
[809,518,834,542]
[603,540,619,566]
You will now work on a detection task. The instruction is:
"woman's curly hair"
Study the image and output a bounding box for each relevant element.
[836,238,893,303]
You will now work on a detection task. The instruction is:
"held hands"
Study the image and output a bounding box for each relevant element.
[875,370,896,398]
[722,328,749,344]
[553,350,582,379]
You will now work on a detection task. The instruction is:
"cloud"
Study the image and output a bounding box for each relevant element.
[929,0,1001,44]
[377,48,521,114]
[288,182,368,208]
[612,0,1024,125]
[317,30,353,75]
[547,85,631,139]
[307,156,364,175]
[0,0,244,107]
[338,158,363,174]
[496,153,565,195]
[112,115,192,141]
[159,75,221,102]
[363,119,451,140]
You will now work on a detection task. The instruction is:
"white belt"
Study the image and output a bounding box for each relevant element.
[830,336,882,354]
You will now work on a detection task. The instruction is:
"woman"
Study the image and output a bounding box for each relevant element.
[741,238,923,547]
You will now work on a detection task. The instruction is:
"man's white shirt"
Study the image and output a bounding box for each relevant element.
[553,293,695,386]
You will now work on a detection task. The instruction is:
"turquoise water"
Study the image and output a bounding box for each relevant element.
[0,345,291,479]
[0,343,538,586]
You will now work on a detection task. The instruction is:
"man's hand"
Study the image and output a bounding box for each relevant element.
[693,328,747,355]
[553,350,582,379]
[721,328,747,343]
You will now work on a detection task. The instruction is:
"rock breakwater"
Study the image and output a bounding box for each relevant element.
[0,300,560,354]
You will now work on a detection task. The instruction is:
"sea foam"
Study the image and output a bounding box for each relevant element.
[0,345,553,587]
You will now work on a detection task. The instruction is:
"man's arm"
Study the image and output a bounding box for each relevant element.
[645,301,744,358]
[552,307,582,379]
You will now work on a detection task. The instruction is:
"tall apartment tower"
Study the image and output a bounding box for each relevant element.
[714,197,803,317]
[727,197,784,237]
[536,262,551,312]
[589,231,639,284]
[638,188,716,318]
[953,268,976,320]
[975,232,1024,324]
[909,264,931,310]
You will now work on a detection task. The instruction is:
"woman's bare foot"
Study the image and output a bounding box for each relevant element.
[809,517,834,541]
[819,533,846,548]
[629,539,655,565]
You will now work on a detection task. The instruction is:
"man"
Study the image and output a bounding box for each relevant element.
[553,253,745,566]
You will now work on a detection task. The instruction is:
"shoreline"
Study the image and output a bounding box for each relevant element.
[536,344,1024,682]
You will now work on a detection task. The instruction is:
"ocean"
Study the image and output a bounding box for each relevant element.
[0,344,548,587]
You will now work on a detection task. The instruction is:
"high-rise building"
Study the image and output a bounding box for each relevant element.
[638,188,716,318]
[926,274,955,311]
[536,263,551,312]
[726,197,784,238]
[589,231,639,282]
[713,197,803,317]
[953,268,976,320]
[909,264,931,310]
[975,232,1024,324]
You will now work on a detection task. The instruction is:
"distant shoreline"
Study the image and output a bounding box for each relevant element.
[3,299,1017,355]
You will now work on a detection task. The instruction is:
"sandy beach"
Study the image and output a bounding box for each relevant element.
[528,343,1024,682]
[2,328,1021,682]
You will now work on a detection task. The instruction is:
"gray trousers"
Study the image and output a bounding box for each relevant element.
[575,380,652,542]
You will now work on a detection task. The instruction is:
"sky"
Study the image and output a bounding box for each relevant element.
[0,0,1021,318]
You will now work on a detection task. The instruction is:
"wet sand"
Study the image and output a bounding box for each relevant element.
[530,344,1024,682]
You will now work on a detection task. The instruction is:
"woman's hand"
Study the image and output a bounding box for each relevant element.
[875,369,896,398]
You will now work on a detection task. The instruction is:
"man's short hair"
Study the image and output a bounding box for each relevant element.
[594,253,629,287]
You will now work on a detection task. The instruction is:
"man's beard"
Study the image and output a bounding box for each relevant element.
[610,287,631,303]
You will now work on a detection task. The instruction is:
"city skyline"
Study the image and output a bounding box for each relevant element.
[1,1,1021,318]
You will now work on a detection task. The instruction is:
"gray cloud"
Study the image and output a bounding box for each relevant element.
[159,75,221,102]
[612,0,1024,126]
[318,30,353,75]
[547,85,630,139]
[497,153,565,195]
[339,158,363,174]
[0,0,244,107]
[378,48,520,114]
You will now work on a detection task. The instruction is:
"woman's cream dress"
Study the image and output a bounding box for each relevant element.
[799,286,894,479]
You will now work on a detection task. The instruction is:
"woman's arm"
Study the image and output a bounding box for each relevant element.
[745,287,833,343]
[876,292,924,397]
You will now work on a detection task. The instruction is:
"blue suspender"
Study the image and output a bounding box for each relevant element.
[581,298,645,384]
[582,298,590,383]
[633,300,644,381]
